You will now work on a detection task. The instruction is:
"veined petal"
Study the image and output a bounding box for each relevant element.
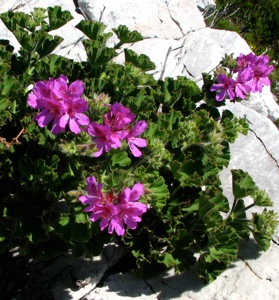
[68,80,84,98]
[34,109,54,127]
[109,218,125,236]
[130,183,144,202]
[27,93,42,109]
[128,141,142,157]
[130,137,147,148]
[227,89,236,100]
[69,117,81,134]
[74,113,90,126]
[124,216,138,230]
[59,114,70,128]
[216,90,226,101]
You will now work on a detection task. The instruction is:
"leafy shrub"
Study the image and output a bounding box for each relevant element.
[0,6,277,283]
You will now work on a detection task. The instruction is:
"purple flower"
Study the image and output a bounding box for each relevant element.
[59,98,90,134]
[87,103,147,157]
[27,75,89,135]
[234,53,257,73]
[79,176,103,212]
[211,53,274,102]
[32,97,65,135]
[104,102,136,132]
[86,122,122,157]
[234,68,253,99]
[112,183,147,234]
[79,177,147,236]
[247,54,274,93]
[210,74,236,101]
[125,120,148,157]
[52,75,85,101]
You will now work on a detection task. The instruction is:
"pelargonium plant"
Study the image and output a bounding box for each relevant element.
[0,6,278,286]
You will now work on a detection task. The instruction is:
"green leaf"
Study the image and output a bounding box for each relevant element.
[226,199,250,240]
[83,40,117,67]
[76,20,113,43]
[231,169,272,206]
[59,215,70,226]
[113,25,144,46]
[0,98,10,111]
[252,209,279,251]
[111,151,131,167]
[252,189,273,207]
[2,76,20,96]
[47,6,73,31]
[36,34,64,58]
[124,49,156,71]
[75,212,89,224]
[198,225,239,282]
[160,253,180,268]
[232,169,256,199]
[146,176,169,211]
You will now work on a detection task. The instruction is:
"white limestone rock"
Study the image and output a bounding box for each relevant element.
[0,0,87,60]
[78,0,206,39]
[196,0,216,11]
[219,101,279,211]
[244,87,279,121]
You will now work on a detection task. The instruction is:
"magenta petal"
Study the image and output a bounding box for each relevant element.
[91,211,105,223]
[100,218,110,231]
[124,217,137,230]
[34,81,51,99]
[69,118,81,134]
[216,90,226,101]
[27,94,42,109]
[72,98,88,113]
[93,147,104,157]
[59,114,69,128]
[131,137,147,148]
[68,80,84,97]
[86,176,103,197]
[133,202,148,213]
[53,76,68,99]
[131,121,148,136]
[75,113,90,125]
[227,89,236,100]
[109,219,125,236]
[51,123,63,135]
[35,109,54,127]
[130,183,144,201]
[129,142,142,157]
[78,195,90,205]
[210,84,223,92]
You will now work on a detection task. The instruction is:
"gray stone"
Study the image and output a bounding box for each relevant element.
[78,0,206,39]
[195,0,216,11]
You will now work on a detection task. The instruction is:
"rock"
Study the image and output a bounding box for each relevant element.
[84,242,279,300]
[195,0,216,11]
[219,101,279,211]
[244,87,279,121]
[78,0,206,39]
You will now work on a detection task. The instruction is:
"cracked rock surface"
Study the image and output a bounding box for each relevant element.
[1,0,279,299]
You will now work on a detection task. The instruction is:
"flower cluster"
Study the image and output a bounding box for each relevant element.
[27,76,147,157]
[210,53,274,101]
[27,75,90,134]
[79,176,147,236]
[86,102,147,157]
